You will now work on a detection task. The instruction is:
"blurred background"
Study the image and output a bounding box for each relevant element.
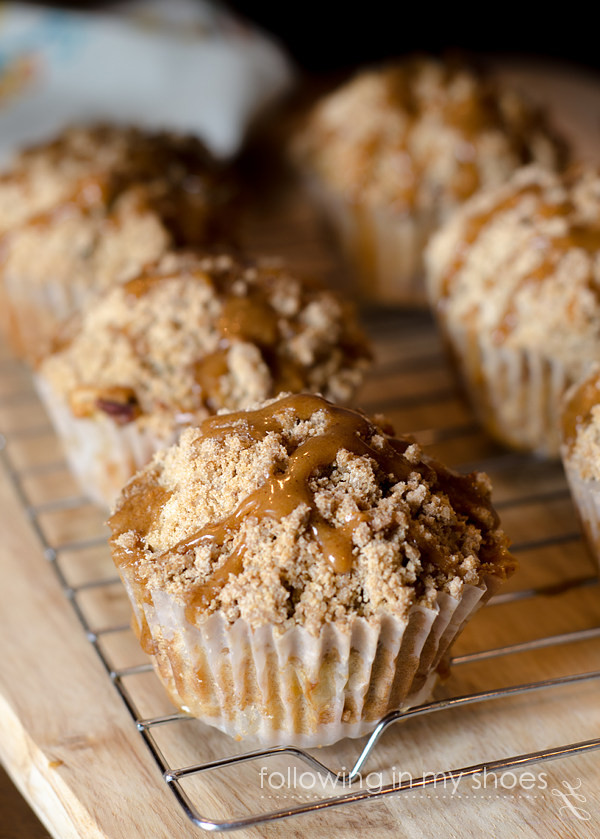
[14,0,600,75]
[228,3,600,76]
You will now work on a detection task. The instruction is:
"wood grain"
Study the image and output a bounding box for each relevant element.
[1,62,600,838]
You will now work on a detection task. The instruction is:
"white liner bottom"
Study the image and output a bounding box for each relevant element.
[440,321,572,458]
[35,375,176,509]
[119,571,500,748]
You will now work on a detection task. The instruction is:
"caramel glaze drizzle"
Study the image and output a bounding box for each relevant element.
[122,261,368,416]
[440,178,600,344]
[439,182,544,303]
[109,394,509,619]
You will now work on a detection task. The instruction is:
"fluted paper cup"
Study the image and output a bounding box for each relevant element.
[118,569,500,748]
[34,374,182,508]
[305,179,433,307]
[0,237,104,364]
[438,319,571,458]
[562,456,600,571]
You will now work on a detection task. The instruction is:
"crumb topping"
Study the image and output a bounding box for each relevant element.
[0,123,234,292]
[39,253,371,437]
[109,393,514,634]
[426,165,600,377]
[294,57,565,216]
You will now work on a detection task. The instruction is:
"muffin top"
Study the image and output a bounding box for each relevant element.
[39,252,371,436]
[109,393,514,635]
[562,365,600,480]
[0,123,231,239]
[426,165,600,376]
[294,57,565,216]
[0,124,234,304]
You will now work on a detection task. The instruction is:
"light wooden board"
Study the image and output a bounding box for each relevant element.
[1,62,600,838]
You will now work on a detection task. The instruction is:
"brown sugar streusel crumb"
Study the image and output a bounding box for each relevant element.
[109,393,514,636]
[39,253,371,438]
[0,124,237,361]
[426,165,600,377]
[0,123,234,311]
[0,123,232,241]
[293,57,566,215]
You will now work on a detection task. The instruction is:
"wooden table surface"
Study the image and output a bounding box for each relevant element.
[1,61,600,839]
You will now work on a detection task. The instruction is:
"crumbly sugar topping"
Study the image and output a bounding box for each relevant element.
[426,165,600,377]
[40,253,370,437]
[109,394,513,634]
[294,57,565,216]
[0,124,233,294]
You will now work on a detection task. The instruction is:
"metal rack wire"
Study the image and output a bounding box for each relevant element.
[1,334,600,833]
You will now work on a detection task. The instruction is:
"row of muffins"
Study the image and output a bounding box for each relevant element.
[295,57,600,579]
[0,58,561,748]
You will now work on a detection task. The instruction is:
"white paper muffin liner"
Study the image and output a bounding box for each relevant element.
[438,319,571,458]
[34,374,178,509]
[562,456,600,571]
[118,570,500,748]
[304,179,433,307]
[0,268,100,364]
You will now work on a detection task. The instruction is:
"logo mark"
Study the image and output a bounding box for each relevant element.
[551,779,591,821]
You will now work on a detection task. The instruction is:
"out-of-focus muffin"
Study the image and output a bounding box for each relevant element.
[561,366,600,571]
[108,392,515,747]
[426,164,600,458]
[293,57,567,306]
[0,124,235,362]
[36,251,371,507]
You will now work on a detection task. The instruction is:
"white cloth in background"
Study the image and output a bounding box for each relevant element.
[0,0,293,161]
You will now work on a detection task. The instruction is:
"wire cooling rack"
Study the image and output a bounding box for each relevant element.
[1,312,600,833]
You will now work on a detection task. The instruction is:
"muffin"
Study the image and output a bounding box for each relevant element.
[36,251,371,507]
[426,164,600,458]
[0,124,234,362]
[108,392,515,748]
[561,366,600,570]
[292,56,566,306]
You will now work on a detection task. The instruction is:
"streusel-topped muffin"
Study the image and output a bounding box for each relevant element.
[293,57,566,305]
[36,252,371,506]
[426,164,600,457]
[109,392,515,747]
[0,124,234,361]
